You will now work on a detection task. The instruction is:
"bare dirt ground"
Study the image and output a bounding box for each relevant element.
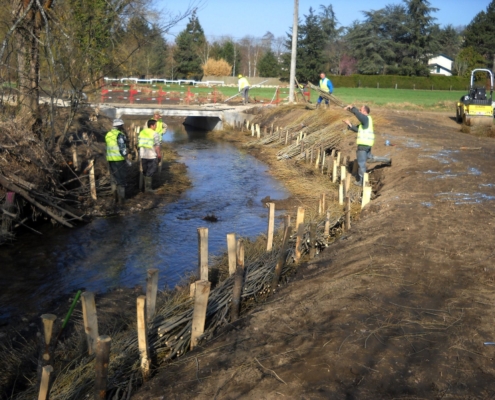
[131,108,495,399]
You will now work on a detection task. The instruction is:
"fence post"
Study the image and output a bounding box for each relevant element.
[362,186,372,209]
[197,227,208,281]
[40,314,57,363]
[266,202,275,251]
[271,225,292,290]
[81,292,99,355]
[294,207,305,262]
[191,280,211,350]
[137,296,150,377]
[38,365,53,400]
[230,240,245,322]
[345,196,351,231]
[94,335,112,400]
[89,160,97,200]
[146,268,159,323]
[227,233,236,276]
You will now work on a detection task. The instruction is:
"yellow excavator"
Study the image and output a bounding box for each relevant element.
[456,68,494,126]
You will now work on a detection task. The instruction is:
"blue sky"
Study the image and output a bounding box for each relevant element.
[157,0,491,42]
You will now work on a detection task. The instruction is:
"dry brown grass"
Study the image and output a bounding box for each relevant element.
[202,58,232,76]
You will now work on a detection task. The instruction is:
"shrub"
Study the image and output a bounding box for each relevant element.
[202,58,232,76]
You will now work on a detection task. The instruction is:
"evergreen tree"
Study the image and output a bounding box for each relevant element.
[402,0,439,76]
[282,8,327,82]
[463,1,495,69]
[173,11,206,80]
[258,50,280,77]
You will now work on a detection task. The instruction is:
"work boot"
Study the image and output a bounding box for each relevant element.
[353,176,363,187]
[144,177,154,193]
[117,185,126,205]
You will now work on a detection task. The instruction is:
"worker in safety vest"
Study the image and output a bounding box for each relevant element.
[138,119,161,193]
[151,110,168,142]
[343,105,391,186]
[238,74,250,105]
[105,118,131,204]
[317,72,333,108]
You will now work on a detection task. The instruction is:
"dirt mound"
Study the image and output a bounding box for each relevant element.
[131,108,495,399]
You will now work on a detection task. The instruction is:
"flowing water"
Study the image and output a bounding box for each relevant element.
[0,123,289,323]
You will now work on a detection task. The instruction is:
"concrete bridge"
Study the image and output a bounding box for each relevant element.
[98,103,258,131]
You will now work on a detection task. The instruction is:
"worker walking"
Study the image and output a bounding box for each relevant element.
[138,119,162,193]
[343,105,391,186]
[105,118,131,204]
[238,74,250,105]
[317,72,334,108]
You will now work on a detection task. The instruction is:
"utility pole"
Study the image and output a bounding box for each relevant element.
[288,0,299,103]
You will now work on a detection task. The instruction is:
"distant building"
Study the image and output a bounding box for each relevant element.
[428,54,453,76]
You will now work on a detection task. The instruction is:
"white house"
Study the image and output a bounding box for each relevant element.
[428,54,454,76]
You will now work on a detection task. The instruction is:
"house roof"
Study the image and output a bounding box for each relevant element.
[428,63,452,74]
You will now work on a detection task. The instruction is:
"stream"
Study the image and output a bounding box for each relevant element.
[0,122,289,324]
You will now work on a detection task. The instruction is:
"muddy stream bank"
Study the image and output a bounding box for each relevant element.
[0,122,289,325]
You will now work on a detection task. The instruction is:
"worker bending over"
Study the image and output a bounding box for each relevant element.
[138,119,162,193]
[343,105,391,186]
[238,74,250,105]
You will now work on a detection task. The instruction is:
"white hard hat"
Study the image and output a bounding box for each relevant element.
[112,118,124,127]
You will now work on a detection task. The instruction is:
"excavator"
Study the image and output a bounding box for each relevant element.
[456,68,495,126]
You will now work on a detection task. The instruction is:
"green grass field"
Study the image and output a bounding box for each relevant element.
[107,83,467,111]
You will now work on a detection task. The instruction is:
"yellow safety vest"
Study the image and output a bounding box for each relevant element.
[239,77,249,89]
[319,77,330,93]
[356,116,375,147]
[156,120,163,134]
[105,129,124,161]
[139,128,155,149]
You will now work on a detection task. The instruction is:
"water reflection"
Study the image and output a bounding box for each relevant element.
[0,123,288,321]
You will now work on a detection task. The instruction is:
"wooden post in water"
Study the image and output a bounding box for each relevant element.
[324,210,330,235]
[345,196,351,231]
[294,207,305,262]
[81,292,99,355]
[72,146,78,171]
[94,335,111,400]
[191,280,211,350]
[271,225,292,291]
[266,202,275,251]
[137,296,150,377]
[38,365,53,400]
[197,227,208,281]
[227,233,236,276]
[89,160,97,200]
[230,240,245,322]
[146,269,159,323]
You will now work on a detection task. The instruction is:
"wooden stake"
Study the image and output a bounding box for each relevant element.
[363,172,369,187]
[285,130,289,145]
[256,124,261,138]
[309,222,317,259]
[38,365,53,400]
[362,186,372,209]
[227,233,236,276]
[230,240,245,322]
[40,314,56,361]
[336,151,341,166]
[339,182,344,205]
[251,124,255,136]
[72,146,78,171]
[315,148,320,168]
[330,149,335,158]
[89,160,96,200]
[294,207,305,262]
[284,214,291,230]
[266,202,275,251]
[345,196,351,231]
[81,292,99,355]
[345,173,351,198]
[321,193,326,212]
[197,227,208,281]
[136,296,150,377]
[340,165,346,183]
[191,280,211,349]
[246,120,250,130]
[332,159,337,183]
[318,198,322,215]
[271,225,292,290]
[94,336,111,399]
[146,269,159,323]
[321,151,326,173]
[324,210,330,235]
